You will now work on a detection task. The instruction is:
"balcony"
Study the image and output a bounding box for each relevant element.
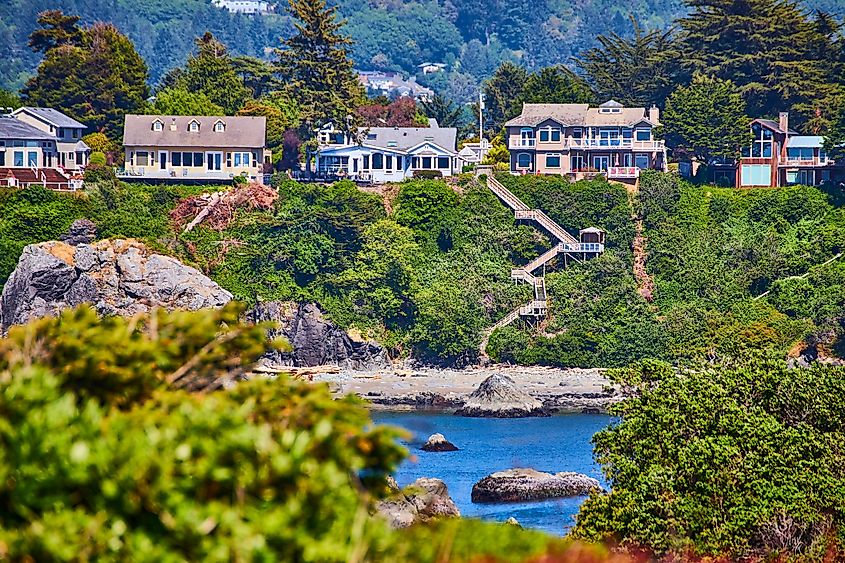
[510,139,536,148]
[565,139,665,150]
[116,168,248,181]
[606,166,640,179]
[782,158,830,167]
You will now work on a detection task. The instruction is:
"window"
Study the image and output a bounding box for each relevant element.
[635,154,650,169]
[437,156,449,169]
[422,156,432,169]
[363,155,370,169]
[600,107,621,114]
[69,152,75,163]
[571,128,583,139]
[741,164,772,186]
[746,124,773,158]
[367,133,377,141]
[517,153,531,168]
[635,129,651,141]
[387,141,398,147]
[214,121,225,132]
[152,120,163,132]
[72,129,78,139]
[0,152,4,166]
[622,129,633,140]
[173,152,182,166]
[372,153,383,169]
[538,128,561,143]
[546,154,561,168]
[385,155,393,170]
[539,129,549,142]
[136,151,149,166]
[13,151,23,167]
[787,147,814,161]
[188,120,200,132]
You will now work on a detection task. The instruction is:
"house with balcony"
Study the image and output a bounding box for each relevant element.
[313,119,458,182]
[712,113,838,188]
[0,115,82,190]
[505,100,666,180]
[11,107,90,172]
[119,115,270,183]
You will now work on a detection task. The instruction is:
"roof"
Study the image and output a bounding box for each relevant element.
[599,100,624,108]
[359,125,457,153]
[787,135,824,148]
[13,107,86,129]
[586,107,654,127]
[0,117,55,141]
[754,119,799,135]
[123,115,266,148]
[580,226,604,234]
[505,104,590,127]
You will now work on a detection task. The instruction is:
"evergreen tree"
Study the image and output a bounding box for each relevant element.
[152,88,225,116]
[518,66,595,107]
[577,20,683,108]
[27,10,83,54]
[179,33,251,115]
[482,62,528,133]
[0,89,21,110]
[276,0,364,138]
[420,94,464,129]
[659,74,752,163]
[680,0,843,130]
[23,21,149,137]
[233,56,280,99]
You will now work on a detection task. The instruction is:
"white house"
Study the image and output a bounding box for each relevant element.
[314,119,459,182]
[11,107,90,172]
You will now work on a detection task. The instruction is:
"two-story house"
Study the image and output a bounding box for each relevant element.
[0,115,82,190]
[11,107,90,172]
[713,112,838,188]
[120,115,270,183]
[314,119,459,182]
[505,100,666,180]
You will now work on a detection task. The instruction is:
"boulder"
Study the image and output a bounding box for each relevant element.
[471,468,601,504]
[60,219,97,246]
[0,239,232,331]
[421,433,459,452]
[376,477,460,528]
[246,301,389,371]
[456,374,547,418]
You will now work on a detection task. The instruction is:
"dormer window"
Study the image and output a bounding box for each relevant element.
[188,120,200,132]
[213,120,225,133]
[152,120,163,132]
[599,107,621,114]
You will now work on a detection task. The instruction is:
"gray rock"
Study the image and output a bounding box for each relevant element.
[421,433,459,452]
[471,468,601,504]
[247,301,389,371]
[0,240,232,332]
[376,477,460,528]
[456,374,547,418]
[60,219,97,246]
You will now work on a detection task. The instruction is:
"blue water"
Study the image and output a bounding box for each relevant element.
[371,412,612,535]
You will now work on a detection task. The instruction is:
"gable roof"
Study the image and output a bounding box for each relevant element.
[586,107,654,127]
[505,104,589,127]
[0,117,55,141]
[123,115,266,148]
[13,107,86,129]
[754,118,799,135]
[358,125,457,153]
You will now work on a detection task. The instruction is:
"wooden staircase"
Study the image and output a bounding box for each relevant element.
[480,175,605,356]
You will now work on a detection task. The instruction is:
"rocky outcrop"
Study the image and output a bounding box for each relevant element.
[0,239,232,331]
[471,468,601,504]
[456,374,547,418]
[376,477,460,528]
[247,301,388,371]
[60,219,97,245]
[421,433,458,452]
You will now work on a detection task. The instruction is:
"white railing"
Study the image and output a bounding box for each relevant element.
[783,158,828,167]
[511,139,536,147]
[561,242,604,253]
[607,166,640,178]
[565,139,665,150]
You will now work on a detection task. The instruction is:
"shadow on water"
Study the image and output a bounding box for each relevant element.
[371,411,613,535]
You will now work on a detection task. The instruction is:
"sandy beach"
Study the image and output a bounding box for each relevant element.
[311,364,620,413]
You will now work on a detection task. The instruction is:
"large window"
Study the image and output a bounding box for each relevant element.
[635,154,650,169]
[744,124,773,158]
[0,152,4,166]
[385,155,393,169]
[172,152,181,166]
[136,151,149,166]
[539,128,561,142]
[422,157,432,169]
[233,152,251,167]
[13,151,23,167]
[517,153,532,168]
[437,156,449,169]
[372,153,383,169]
[787,147,814,161]
[635,129,651,141]
[741,164,772,186]
[28,151,37,167]
[545,154,561,168]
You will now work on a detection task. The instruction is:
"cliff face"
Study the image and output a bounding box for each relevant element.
[0,239,232,331]
[247,301,389,371]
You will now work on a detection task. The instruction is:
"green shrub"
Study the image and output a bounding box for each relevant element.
[412,169,443,179]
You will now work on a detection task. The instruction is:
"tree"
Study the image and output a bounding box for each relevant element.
[518,66,594,107]
[482,62,528,133]
[0,89,21,110]
[152,88,225,116]
[420,94,464,129]
[23,21,149,137]
[573,357,845,559]
[27,10,82,54]
[178,33,251,114]
[232,55,279,99]
[680,0,844,129]
[659,74,752,163]
[357,97,427,127]
[577,20,683,108]
[238,98,301,164]
[276,0,364,138]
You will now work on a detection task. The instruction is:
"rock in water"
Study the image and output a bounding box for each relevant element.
[421,433,459,452]
[456,374,547,418]
[247,301,388,370]
[471,468,601,504]
[0,239,232,331]
[376,477,460,528]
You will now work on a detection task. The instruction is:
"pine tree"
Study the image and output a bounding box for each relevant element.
[482,62,528,133]
[275,0,364,138]
[179,33,251,115]
[518,66,595,107]
[27,10,83,54]
[420,94,464,129]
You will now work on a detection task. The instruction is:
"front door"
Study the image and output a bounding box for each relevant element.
[207,152,222,171]
[593,156,609,171]
[159,151,167,170]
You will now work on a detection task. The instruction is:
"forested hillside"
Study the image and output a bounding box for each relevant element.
[2,0,842,93]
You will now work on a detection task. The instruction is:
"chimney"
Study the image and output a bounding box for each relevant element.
[170,118,177,132]
[649,105,660,125]
[779,112,789,133]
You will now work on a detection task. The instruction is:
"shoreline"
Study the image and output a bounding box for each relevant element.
[311,364,621,414]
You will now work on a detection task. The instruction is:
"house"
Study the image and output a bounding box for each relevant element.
[712,112,838,187]
[119,115,270,183]
[11,107,90,172]
[0,116,81,190]
[504,100,667,180]
[358,71,434,102]
[457,139,490,167]
[314,119,459,182]
[416,62,446,75]
[212,0,274,14]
